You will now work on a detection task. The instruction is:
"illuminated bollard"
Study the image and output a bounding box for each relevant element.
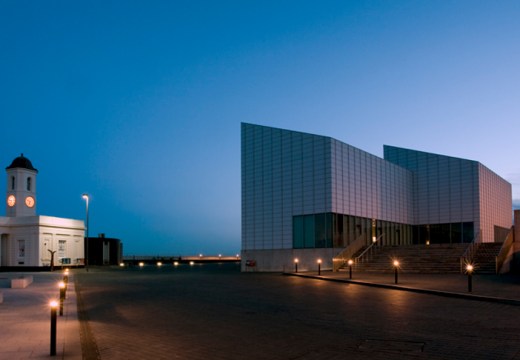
[294,258,299,273]
[63,269,69,290]
[317,259,322,275]
[466,264,474,293]
[393,260,400,284]
[50,300,58,356]
[348,259,354,279]
[59,281,66,316]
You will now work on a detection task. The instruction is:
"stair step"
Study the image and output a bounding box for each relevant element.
[338,243,502,274]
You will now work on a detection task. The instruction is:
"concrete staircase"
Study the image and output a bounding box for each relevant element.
[472,242,503,274]
[346,244,470,274]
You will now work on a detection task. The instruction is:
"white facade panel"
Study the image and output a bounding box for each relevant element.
[242,124,513,270]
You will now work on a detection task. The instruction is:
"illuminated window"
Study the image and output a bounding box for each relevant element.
[58,240,66,257]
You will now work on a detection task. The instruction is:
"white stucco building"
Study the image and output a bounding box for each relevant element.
[0,154,85,268]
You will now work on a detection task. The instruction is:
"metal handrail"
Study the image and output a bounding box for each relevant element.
[496,229,514,274]
[460,229,481,273]
[355,234,384,264]
[332,234,367,272]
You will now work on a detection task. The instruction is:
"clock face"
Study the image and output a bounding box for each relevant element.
[25,196,35,208]
[7,195,16,207]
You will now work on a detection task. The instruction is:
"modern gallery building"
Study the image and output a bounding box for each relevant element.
[241,123,512,271]
[0,154,85,269]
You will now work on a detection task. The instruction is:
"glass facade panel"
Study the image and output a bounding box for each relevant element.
[293,213,413,249]
[303,215,315,248]
[293,216,304,248]
[413,222,474,244]
[463,222,474,243]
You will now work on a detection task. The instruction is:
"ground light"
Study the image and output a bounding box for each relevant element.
[317,259,322,275]
[63,269,69,290]
[466,264,474,292]
[49,300,58,356]
[393,260,400,284]
[58,281,66,316]
[294,258,299,273]
[348,259,354,279]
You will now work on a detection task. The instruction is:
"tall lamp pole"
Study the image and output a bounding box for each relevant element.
[82,194,89,272]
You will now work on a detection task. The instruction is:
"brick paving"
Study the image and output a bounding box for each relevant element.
[2,265,520,359]
[74,264,520,360]
[0,271,81,359]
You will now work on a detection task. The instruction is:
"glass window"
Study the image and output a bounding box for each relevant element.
[315,213,326,248]
[304,215,315,248]
[27,177,31,191]
[293,216,304,248]
[462,222,474,243]
[58,240,67,257]
[18,240,25,258]
[11,176,15,190]
[325,213,333,247]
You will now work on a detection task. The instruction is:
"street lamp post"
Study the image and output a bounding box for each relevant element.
[82,194,89,272]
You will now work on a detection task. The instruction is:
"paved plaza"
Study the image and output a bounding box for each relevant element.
[2,264,520,359]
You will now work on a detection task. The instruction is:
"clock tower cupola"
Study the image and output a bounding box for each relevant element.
[6,154,38,217]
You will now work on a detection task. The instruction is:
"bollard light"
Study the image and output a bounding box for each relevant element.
[50,300,58,356]
[393,260,400,284]
[466,264,474,292]
[63,268,69,288]
[157,261,163,267]
[294,258,299,273]
[190,261,195,266]
[138,262,144,268]
[348,259,354,279]
[58,281,66,316]
[173,261,179,266]
[317,259,322,275]
[119,262,125,267]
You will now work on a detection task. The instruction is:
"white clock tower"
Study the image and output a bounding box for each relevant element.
[5,154,38,217]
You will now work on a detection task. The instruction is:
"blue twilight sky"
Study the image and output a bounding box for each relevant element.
[1,1,520,256]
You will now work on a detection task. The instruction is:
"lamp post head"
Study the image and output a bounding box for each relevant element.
[348,259,354,266]
[393,260,400,268]
[50,300,58,309]
[294,258,299,264]
[58,281,65,289]
[466,264,474,273]
[317,259,322,264]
